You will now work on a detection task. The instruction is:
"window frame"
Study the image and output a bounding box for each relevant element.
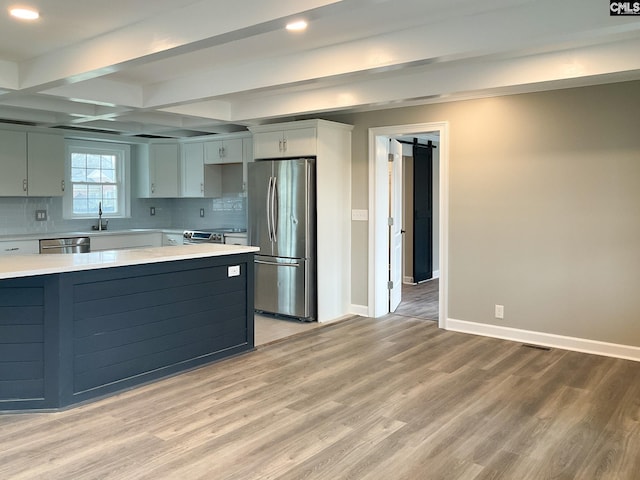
[63,139,131,219]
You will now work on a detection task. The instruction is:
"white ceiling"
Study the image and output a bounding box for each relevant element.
[0,0,639,138]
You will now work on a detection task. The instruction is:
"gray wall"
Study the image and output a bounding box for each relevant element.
[327,80,640,347]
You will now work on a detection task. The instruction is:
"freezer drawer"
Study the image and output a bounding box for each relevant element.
[254,256,314,320]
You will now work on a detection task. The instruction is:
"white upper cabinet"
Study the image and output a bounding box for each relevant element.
[0,130,27,196]
[151,144,179,197]
[204,138,243,164]
[179,133,251,198]
[27,132,65,197]
[0,130,65,197]
[181,142,205,197]
[137,143,180,198]
[181,142,222,198]
[252,126,316,159]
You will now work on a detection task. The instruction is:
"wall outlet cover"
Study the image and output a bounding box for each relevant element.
[35,210,47,221]
[352,209,368,221]
[150,206,155,216]
[200,208,205,217]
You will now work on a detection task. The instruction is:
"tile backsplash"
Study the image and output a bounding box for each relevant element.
[0,195,247,236]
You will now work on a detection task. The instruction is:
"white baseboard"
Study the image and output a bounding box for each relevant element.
[350,304,369,317]
[403,272,439,284]
[446,318,640,363]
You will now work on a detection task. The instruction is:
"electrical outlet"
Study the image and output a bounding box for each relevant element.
[495,304,504,319]
[200,208,205,217]
[35,210,47,221]
[150,206,155,216]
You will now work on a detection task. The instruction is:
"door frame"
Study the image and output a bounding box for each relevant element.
[367,121,449,329]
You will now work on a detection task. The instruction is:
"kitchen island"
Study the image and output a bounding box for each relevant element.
[0,244,258,412]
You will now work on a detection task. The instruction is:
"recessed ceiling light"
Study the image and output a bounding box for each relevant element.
[286,20,307,32]
[9,7,40,20]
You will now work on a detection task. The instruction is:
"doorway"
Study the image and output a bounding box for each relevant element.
[367,122,449,328]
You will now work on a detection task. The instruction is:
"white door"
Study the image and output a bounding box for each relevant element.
[389,138,403,312]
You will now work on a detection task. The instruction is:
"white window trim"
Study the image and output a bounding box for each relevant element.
[63,139,131,219]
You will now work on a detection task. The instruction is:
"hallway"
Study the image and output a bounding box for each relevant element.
[394,278,439,321]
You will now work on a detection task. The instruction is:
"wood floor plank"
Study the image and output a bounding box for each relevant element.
[1,315,639,479]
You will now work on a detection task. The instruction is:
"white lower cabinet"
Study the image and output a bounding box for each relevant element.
[0,240,39,256]
[223,233,247,246]
[162,233,184,246]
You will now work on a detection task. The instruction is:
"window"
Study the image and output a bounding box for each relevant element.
[63,140,130,219]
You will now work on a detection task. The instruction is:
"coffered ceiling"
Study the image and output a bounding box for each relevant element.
[0,0,639,138]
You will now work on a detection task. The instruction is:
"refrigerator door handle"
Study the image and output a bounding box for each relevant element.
[271,176,278,243]
[255,259,300,267]
[266,176,273,242]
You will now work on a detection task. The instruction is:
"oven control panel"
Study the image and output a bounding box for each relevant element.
[183,230,224,243]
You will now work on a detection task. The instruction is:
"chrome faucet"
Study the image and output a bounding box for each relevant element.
[92,202,108,231]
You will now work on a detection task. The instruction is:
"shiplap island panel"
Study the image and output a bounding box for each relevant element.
[0,244,257,411]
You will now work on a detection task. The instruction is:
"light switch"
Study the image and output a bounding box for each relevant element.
[352,209,368,221]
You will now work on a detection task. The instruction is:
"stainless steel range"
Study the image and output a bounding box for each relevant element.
[183,229,246,245]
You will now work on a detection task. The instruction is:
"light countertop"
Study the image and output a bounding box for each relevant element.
[0,243,259,280]
[0,228,179,242]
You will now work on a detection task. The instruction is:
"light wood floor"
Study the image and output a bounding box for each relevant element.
[254,314,322,346]
[395,278,439,321]
[2,314,639,479]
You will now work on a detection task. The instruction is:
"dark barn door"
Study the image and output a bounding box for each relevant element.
[412,141,434,283]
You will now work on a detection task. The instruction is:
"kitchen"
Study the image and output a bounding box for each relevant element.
[1,1,640,478]
[0,119,352,312]
[0,118,353,412]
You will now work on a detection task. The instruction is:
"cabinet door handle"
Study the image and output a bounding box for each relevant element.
[200,182,204,193]
[278,140,283,152]
[23,179,27,192]
[151,183,156,194]
[61,180,65,192]
[283,138,287,152]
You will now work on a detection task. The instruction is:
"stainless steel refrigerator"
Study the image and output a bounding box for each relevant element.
[248,158,316,321]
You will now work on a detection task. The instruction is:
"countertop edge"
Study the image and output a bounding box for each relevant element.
[0,244,260,280]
